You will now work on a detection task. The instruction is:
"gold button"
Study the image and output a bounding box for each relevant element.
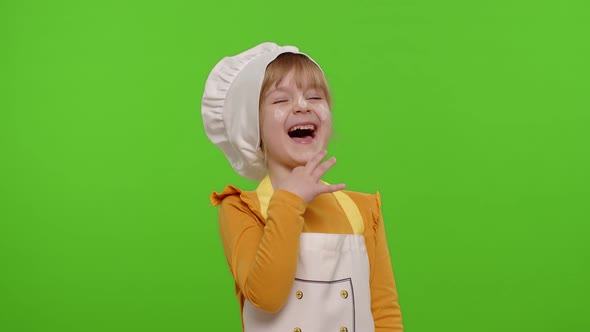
[340,327,348,332]
[340,290,348,299]
[294,328,302,332]
[295,290,303,299]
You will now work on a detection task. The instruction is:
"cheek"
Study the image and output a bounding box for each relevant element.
[272,108,289,122]
[317,105,332,123]
[260,107,289,140]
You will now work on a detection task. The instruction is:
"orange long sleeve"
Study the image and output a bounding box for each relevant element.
[216,188,307,312]
[366,193,404,331]
[211,186,403,331]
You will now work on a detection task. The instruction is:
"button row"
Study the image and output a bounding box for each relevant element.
[293,290,349,299]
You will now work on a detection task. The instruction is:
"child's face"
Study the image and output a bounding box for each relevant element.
[260,69,332,172]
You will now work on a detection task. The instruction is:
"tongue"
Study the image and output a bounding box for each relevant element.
[291,136,314,144]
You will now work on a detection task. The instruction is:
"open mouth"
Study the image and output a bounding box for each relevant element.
[288,124,316,140]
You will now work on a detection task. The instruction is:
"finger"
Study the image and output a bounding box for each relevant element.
[318,183,346,194]
[311,156,337,180]
[304,149,327,173]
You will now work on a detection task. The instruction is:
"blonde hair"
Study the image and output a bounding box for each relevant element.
[259,53,332,108]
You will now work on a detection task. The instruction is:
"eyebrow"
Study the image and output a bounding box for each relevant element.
[265,86,321,98]
[267,87,289,94]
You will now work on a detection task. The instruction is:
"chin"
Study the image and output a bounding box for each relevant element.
[291,148,323,166]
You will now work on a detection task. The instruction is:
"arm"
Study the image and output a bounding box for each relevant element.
[217,189,307,313]
[216,150,344,313]
[370,193,404,331]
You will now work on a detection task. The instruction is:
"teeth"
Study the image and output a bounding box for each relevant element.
[289,124,316,132]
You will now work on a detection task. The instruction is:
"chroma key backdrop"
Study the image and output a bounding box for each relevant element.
[1,0,589,331]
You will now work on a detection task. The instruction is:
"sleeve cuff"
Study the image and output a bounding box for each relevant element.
[269,189,309,216]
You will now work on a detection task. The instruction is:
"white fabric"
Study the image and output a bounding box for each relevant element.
[201,42,302,181]
[243,233,375,332]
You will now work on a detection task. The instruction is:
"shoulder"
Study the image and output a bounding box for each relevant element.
[210,185,244,206]
[343,190,382,208]
[210,185,260,214]
[342,190,383,221]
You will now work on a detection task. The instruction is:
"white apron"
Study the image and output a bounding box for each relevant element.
[243,177,375,332]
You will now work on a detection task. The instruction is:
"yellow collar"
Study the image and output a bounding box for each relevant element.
[256,176,365,235]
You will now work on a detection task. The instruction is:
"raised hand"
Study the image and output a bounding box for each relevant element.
[273,150,346,203]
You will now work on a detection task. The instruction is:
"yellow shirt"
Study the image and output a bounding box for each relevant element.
[211,186,403,332]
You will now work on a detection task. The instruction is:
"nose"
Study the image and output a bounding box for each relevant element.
[293,97,310,113]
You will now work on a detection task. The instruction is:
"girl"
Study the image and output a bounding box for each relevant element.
[202,42,403,332]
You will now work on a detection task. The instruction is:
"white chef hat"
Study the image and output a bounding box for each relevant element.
[201,42,317,182]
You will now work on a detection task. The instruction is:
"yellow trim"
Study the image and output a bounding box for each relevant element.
[256,176,364,235]
[256,176,274,220]
[331,188,365,235]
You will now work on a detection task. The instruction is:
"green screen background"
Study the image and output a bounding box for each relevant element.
[2,0,589,331]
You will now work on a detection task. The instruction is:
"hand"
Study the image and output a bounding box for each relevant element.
[273,150,346,203]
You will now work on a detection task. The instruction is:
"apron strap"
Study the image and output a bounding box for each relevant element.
[331,189,365,235]
[256,176,365,235]
[256,176,273,221]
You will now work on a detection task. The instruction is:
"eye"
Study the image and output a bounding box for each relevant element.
[272,99,288,104]
[307,96,323,100]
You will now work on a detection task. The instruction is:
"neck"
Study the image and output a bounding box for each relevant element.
[265,160,295,189]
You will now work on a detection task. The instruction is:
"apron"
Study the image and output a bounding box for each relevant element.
[243,177,375,332]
